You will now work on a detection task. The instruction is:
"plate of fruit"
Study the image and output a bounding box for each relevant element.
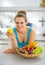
[16,42,43,58]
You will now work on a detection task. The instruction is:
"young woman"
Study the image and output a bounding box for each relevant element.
[4,12,35,54]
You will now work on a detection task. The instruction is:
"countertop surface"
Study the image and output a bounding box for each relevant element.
[0,42,45,65]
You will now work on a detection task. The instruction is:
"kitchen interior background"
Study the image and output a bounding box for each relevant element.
[0,0,45,45]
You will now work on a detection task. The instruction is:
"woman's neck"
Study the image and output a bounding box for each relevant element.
[16,27,27,34]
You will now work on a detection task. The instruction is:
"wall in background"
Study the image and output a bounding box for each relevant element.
[0,0,41,7]
[0,10,45,35]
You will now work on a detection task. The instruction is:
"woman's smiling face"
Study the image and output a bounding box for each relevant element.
[15,17,27,31]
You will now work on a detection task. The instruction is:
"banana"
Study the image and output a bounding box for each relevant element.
[28,42,38,47]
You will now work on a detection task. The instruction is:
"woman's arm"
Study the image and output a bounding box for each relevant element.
[4,31,18,53]
[28,30,35,44]
[10,38,18,50]
[6,31,18,49]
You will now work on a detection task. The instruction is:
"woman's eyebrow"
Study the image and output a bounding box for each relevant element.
[16,22,18,23]
[21,22,23,23]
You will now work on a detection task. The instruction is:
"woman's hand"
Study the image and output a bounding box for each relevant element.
[6,31,15,39]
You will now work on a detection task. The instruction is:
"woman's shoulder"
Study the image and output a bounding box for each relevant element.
[26,26,32,30]
[13,27,16,30]
[26,26,35,35]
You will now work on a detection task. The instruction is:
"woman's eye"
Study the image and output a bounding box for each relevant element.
[16,22,19,24]
[21,22,23,24]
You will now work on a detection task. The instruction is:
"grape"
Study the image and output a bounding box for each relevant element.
[28,50,33,54]
[30,48,34,51]
[33,46,43,54]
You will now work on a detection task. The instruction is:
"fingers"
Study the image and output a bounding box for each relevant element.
[3,48,17,54]
[3,48,12,54]
[6,31,15,39]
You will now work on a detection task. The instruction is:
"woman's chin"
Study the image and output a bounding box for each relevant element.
[17,28,21,31]
[18,28,22,30]
[19,29,22,31]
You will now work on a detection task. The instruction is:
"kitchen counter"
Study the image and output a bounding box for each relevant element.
[0,42,45,65]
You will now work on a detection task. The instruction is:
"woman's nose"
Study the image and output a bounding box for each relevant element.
[18,24,22,28]
[18,23,21,26]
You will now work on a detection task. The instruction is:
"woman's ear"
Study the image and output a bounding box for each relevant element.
[25,20,28,24]
[25,22,27,25]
